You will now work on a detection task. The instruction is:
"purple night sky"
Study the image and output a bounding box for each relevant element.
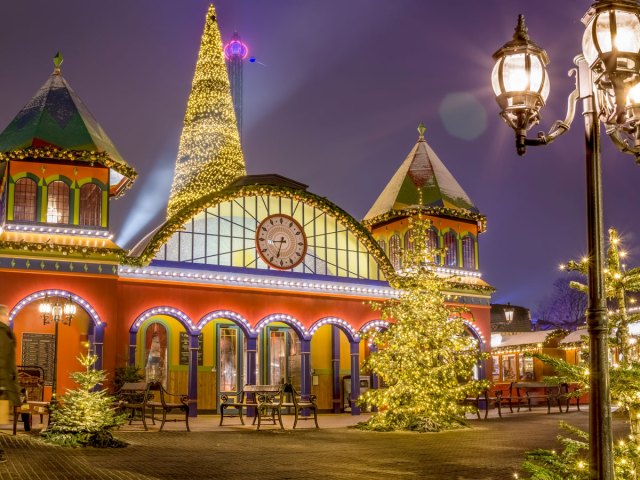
[1,1,638,315]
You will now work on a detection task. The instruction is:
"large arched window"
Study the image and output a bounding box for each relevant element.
[79,183,102,226]
[378,239,386,255]
[443,230,458,267]
[46,181,70,224]
[403,231,413,253]
[426,227,440,264]
[13,178,37,222]
[462,234,476,270]
[389,234,402,270]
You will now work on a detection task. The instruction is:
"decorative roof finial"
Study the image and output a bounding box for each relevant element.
[513,14,529,42]
[53,52,63,74]
[417,122,426,140]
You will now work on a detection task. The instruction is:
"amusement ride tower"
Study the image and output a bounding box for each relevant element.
[224,32,248,142]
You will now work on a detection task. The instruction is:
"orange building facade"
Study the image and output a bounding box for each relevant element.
[0,7,493,415]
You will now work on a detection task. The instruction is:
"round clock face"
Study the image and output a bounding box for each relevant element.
[256,214,307,270]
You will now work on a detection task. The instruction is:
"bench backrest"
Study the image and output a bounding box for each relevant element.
[17,365,45,402]
[243,384,281,394]
[121,382,147,393]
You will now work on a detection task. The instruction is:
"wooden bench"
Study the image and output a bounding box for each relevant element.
[463,389,504,419]
[508,382,570,414]
[13,365,49,435]
[219,385,284,430]
[145,381,190,431]
[117,382,151,430]
[282,383,319,429]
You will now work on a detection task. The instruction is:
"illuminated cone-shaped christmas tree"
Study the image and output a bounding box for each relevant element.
[359,217,488,432]
[167,4,245,218]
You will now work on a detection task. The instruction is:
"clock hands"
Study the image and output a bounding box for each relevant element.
[273,236,287,258]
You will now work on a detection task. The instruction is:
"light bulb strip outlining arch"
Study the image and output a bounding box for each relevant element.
[131,306,195,334]
[359,319,390,334]
[254,313,309,340]
[9,289,103,327]
[196,310,253,337]
[308,316,359,342]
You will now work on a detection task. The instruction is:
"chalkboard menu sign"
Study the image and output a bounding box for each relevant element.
[21,333,55,385]
[179,332,203,366]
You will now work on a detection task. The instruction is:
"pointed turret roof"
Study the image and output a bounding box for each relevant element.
[364,124,480,222]
[166,4,245,219]
[0,53,136,196]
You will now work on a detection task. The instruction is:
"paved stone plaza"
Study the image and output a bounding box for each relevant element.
[0,410,630,480]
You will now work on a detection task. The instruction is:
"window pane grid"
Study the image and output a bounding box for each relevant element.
[13,178,37,222]
[154,195,382,280]
[46,181,70,224]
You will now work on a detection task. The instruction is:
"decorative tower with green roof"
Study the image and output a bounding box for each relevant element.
[364,124,492,296]
[0,53,136,261]
[166,4,245,219]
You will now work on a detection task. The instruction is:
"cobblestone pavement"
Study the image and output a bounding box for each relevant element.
[0,409,630,480]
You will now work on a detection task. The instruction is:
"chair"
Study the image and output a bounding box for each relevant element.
[118,382,151,430]
[282,383,319,429]
[145,381,190,432]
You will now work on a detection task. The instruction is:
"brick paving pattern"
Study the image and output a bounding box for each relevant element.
[0,410,630,480]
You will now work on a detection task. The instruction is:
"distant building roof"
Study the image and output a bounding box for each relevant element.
[491,330,565,354]
[0,55,136,196]
[364,124,479,223]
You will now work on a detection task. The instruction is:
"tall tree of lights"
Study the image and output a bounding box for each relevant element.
[167,4,245,219]
[359,217,488,432]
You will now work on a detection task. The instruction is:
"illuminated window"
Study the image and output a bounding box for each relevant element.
[378,239,386,254]
[443,231,458,267]
[462,234,475,269]
[13,178,37,222]
[389,234,402,270]
[426,227,440,264]
[155,194,385,280]
[403,231,413,253]
[79,183,102,226]
[219,327,238,392]
[46,181,70,224]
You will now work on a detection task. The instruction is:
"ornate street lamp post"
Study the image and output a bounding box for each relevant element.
[491,2,640,478]
[39,294,76,407]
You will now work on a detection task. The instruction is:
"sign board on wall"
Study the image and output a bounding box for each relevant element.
[21,333,55,385]
[179,332,203,366]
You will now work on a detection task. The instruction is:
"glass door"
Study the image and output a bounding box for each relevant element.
[217,325,243,398]
[264,326,301,389]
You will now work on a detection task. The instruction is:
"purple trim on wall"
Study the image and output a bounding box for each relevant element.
[246,337,257,417]
[350,342,361,416]
[300,339,311,402]
[188,334,199,417]
[331,326,341,413]
[128,332,137,367]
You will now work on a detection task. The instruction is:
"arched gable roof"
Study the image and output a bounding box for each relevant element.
[127,181,394,279]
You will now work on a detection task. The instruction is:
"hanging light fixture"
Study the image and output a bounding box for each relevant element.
[39,294,76,326]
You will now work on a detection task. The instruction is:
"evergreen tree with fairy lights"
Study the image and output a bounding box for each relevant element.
[522,228,640,478]
[358,217,488,432]
[41,354,127,448]
[166,4,245,219]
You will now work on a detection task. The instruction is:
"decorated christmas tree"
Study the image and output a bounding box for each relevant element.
[41,354,127,447]
[358,217,488,432]
[522,228,640,477]
[166,4,245,218]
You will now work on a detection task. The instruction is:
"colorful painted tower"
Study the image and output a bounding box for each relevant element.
[0,53,136,257]
[364,123,493,355]
[224,31,248,142]
[0,53,136,399]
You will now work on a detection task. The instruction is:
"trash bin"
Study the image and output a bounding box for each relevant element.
[342,375,370,412]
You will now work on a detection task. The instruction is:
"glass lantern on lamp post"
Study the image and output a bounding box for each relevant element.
[39,294,76,408]
[491,2,640,479]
